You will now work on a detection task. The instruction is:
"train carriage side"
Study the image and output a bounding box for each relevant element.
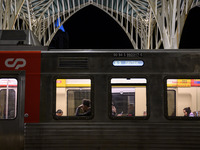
[1,49,200,150]
[25,50,200,150]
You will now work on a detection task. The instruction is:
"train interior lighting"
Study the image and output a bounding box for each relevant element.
[111,78,147,117]
[56,79,91,117]
[167,79,200,117]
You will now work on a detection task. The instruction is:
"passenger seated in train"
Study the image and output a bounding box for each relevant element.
[183,107,194,117]
[56,109,63,116]
[111,103,122,116]
[112,103,117,116]
[127,104,135,116]
[75,99,91,116]
[183,107,191,117]
[193,111,200,117]
[143,111,147,116]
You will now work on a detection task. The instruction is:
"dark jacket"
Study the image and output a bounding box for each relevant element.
[75,107,91,116]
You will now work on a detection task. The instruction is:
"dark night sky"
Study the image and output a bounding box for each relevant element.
[50,5,200,49]
[179,6,200,49]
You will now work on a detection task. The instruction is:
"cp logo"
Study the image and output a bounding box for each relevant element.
[5,58,26,70]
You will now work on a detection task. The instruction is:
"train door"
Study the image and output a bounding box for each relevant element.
[0,73,25,150]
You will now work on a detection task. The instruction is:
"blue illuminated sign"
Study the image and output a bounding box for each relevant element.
[55,18,65,32]
[113,60,144,67]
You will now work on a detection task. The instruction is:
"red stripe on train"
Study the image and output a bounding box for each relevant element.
[0,51,41,123]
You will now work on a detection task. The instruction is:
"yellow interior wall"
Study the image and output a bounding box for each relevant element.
[135,87,146,116]
[56,88,67,116]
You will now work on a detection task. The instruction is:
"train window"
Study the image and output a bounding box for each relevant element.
[0,79,18,119]
[110,78,147,118]
[56,79,92,117]
[167,79,200,118]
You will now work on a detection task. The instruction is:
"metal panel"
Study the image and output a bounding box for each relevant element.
[25,122,200,150]
[58,57,88,68]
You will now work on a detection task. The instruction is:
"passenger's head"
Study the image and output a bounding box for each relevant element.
[143,110,147,116]
[183,107,191,117]
[56,109,63,116]
[112,102,116,112]
[112,102,115,108]
[82,99,90,111]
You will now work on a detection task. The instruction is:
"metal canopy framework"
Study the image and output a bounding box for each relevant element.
[0,0,200,49]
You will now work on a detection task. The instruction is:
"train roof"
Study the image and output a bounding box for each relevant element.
[46,49,200,53]
[0,47,200,53]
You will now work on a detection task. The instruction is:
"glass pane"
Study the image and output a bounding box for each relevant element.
[111,78,147,117]
[0,79,17,119]
[167,79,200,117]
[56,79,91,117]
[167,90,176,116]
[67,90,90,116]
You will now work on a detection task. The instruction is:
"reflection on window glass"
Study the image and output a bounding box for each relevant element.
[111,78,147,117]
[167,79,200,117]
[0,79,17,119]
[56,79,91,117]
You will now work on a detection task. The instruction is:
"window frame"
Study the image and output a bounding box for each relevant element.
[164,76,200,120]
[108,76,149,120]
[53,76,94,120]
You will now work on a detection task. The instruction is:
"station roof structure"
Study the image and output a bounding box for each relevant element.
[0,0,200,49]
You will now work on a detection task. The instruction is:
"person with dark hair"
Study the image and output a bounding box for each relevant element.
[75,99,91,116]
[56,109,63,116]
[183,107,191,117]
[111,102,122,116]
[112,102,117,116]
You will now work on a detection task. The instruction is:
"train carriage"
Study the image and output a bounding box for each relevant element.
[0,47,200,150]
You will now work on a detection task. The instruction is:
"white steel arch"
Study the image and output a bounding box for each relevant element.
[34,0,152,49]
[0,0,200,49]
[147,0,198,49]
